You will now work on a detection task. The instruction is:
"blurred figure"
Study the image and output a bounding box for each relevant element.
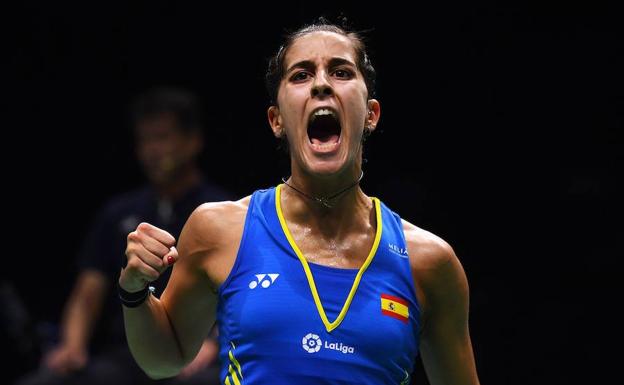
[16,87,229,385]
[1,281,39,383]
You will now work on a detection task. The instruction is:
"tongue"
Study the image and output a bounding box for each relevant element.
[311,134,339,145]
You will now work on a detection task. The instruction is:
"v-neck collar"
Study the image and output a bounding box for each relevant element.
[274,184,383,332]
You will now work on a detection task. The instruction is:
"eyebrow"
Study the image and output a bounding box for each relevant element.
[285,57,356,75]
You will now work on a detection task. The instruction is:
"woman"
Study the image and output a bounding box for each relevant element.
[119,20,481,385]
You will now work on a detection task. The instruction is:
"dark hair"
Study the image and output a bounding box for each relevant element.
[265,17,376,105]
[131,87,202,134]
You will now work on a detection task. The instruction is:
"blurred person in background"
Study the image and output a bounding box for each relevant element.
[1,280,39,383]
[16,87,230,385]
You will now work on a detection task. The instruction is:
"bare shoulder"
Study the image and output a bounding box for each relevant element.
[401,219,457,273]
[401,221,479,384]
[401,219,468,316]
[177,196,252,287]
[183,196,251,246]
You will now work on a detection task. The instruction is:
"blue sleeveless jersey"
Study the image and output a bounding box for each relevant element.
[217,186,421,385]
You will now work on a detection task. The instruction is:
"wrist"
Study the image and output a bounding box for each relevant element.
[118,282,155,308]
[62,339,87,352]
[118,269,147,293]
[63,343,87,357]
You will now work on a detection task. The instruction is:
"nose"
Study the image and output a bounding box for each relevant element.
[311,72,334,98]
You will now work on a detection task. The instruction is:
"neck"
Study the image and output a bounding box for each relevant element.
[282,170,363,209]
[280,169,372,237]
[281,185,372,240]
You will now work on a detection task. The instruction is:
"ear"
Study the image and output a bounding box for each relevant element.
[267,105,284,138]
[366,99,381,133]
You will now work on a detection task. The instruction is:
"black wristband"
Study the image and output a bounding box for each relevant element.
[118,283,155,308]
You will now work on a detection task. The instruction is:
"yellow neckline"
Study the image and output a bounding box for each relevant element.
[275,184,382,332]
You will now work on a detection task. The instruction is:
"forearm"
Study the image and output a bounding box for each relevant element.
[60,294,101,349]
[121,219,222,379]
[123,294,186,379]
[60,271,107,349]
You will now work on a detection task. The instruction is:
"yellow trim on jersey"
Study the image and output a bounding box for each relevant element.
[400,369,410,385]
[229,341,242,379]
[227,365,241,385]
[224,342,242,385]
[275,184,382,333]
[229,351,242,379]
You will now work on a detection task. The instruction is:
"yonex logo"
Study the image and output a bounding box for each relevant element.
[248,274,279,289]
[302,333,322,353]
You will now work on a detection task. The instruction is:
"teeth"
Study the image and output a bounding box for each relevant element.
[310,108,336,122]
[314,108,334,116]
[314,142,337,149]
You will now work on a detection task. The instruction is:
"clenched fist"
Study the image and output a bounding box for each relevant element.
[119,222,178,293]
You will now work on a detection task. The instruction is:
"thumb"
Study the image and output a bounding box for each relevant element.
[164,246,178,267]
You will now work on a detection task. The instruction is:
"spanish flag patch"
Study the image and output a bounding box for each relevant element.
[381,294,409,322]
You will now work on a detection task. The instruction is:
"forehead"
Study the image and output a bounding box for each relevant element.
[284,31,357,67]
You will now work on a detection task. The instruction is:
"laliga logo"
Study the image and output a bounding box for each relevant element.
[302,333,322,353]
[301,333,355,354]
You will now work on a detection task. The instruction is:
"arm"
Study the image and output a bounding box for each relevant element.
[177,338,219,379]
[44,270,107,374]
[120,201,244,379]
[119,207,215,378]
[404,222,480,385]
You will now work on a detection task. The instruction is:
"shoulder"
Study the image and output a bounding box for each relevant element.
[176,196,251,287]
[401,220,469,318]
[401,219,456,272]
[191,196,251,222]
[182,196,252,250]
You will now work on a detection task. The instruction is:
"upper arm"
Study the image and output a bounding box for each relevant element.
[159,202,241,364]
[403,222,480,385]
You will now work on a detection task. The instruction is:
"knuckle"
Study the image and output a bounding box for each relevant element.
[124,244,137,258]
[137,222,151,233]
[126,258,142,271]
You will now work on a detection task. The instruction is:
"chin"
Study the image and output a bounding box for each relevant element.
[302,156,351,177]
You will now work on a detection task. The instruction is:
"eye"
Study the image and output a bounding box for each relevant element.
[333,69,353,79]
[291,71,310,82]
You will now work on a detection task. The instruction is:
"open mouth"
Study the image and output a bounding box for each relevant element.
[307,108,341,148]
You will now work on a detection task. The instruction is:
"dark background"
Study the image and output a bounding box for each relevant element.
[6,1,622,384]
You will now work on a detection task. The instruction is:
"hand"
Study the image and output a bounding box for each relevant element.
[43,344,88,375]
[120,222,178,293]
[177,339,219,379]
